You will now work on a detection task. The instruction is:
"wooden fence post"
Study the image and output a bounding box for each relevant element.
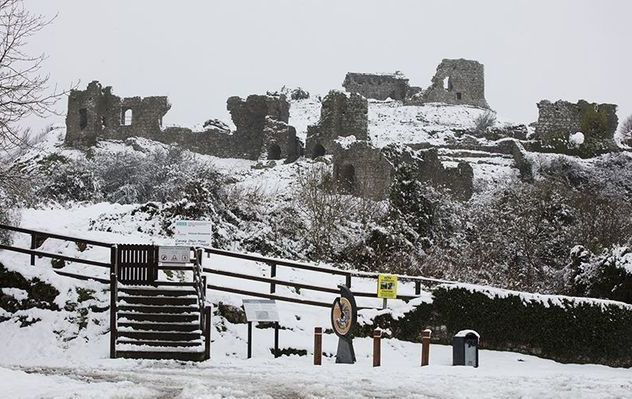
[314,327,322,365]
[30,233,36,266]
[373,329,382,367]
[109,245,118,359]
[415,281,421,296]
[345,274,351,288]
[204,306,212,360]
[270,262,277,294]
[421,328,431,366]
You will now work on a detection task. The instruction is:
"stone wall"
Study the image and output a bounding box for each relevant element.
[332,143,474,201]
[342,72,410,101]
[535,100,618,156]
[306,90,368,158]
[417,59,489,109]
[65,81,301,161]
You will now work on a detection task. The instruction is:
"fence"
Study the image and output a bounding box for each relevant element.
[0,224,458,309]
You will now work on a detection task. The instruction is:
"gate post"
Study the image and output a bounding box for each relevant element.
[204,306,212,360]
[109,245,118,359]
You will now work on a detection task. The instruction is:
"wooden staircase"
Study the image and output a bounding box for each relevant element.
[110,245,211,361]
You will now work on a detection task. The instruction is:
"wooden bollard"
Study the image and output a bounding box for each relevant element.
[314,327,322,365]
[421,329,431,366]
[373,329,382,367]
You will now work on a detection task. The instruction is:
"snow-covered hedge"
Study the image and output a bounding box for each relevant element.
[362,285,632,367]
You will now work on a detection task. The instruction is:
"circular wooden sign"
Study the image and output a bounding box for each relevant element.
[331,296,354,337]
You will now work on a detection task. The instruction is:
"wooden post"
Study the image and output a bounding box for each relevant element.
[30,233,36,266]
[274,322,280,358]
[204,306,212,360]
[415,281,421,296]
[109,245,118,359]
[421,328,431,366]
[382,298,387,310]
[373,329,382,367]
[270,263,277,294]
[314,327,322,365]
[345,274,351,288]
[247,321,253,359]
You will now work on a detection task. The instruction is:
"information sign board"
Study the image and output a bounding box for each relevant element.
[243,299,280,322]
[174,220,212,247]
[158,246,190,264]
[377,274,398,299]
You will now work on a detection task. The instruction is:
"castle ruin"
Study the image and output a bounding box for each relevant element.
[64,58,624,203]
[65,81,301,161]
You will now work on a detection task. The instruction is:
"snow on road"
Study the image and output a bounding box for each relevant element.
[3,343,632,399]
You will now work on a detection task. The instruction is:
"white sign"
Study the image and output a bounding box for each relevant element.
[243,299,280,322]
[174,220,212,247]
[158,246,190,264]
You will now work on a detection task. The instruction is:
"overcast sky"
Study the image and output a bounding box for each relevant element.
[24,0,632,132]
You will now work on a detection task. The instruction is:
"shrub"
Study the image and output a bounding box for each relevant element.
[474,111,496,133]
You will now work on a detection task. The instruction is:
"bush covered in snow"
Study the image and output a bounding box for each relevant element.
[362,284,632,367]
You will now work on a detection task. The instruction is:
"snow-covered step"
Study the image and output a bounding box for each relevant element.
[115,349,206,361]
[117,338,204,348]
[118,329,202,342]
[118,296,198,306]
[117,304,199,314]
[119,287,197,297]
[118,321,200,332]
[117,312,199,323]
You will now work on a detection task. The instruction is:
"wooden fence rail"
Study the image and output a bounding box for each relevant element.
[0,224,460,309]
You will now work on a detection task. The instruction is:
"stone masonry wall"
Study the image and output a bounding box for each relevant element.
[342,72,410,101]
[419,59,489,109]
[535,100,618,156]
[306,90,368,158]
[65,81,301,161]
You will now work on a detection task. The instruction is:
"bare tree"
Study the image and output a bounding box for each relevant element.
[0,0,64,201]
[620,114,632,146]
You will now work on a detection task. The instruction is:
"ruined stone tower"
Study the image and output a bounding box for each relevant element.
[420,59,489,109]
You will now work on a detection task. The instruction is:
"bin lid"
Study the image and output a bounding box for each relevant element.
[454,329,480,338]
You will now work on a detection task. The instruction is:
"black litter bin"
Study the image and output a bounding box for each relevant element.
[452,329,479,367]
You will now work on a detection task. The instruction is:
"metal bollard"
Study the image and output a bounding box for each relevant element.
[314,327,322,365]
[421,329,431,366]
[373,329,382,367]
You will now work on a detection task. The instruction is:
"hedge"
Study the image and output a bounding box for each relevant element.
[360,285,632,367]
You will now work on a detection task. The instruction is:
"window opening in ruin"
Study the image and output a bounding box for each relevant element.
[313,143,326,157]
[101,116,107,129]
[456,92,462,100]
[339,164,356,194]
[122,109,133,126]
[79,108,88,130]
[268,144,282,160]
[443,76,450,91]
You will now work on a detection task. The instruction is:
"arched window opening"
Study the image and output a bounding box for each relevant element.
[79,108,88,130]
[443,76,450,91]
[268,144,282,160]
[121,109,133,126]
[339,164,356,194]
[101,116,107,129]
[312,143,326,158]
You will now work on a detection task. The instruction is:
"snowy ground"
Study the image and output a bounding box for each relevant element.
[3,343,632,399]
[2,205,632,398]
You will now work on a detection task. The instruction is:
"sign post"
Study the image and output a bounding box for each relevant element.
[242,299,280,359]
[377,274,398,309]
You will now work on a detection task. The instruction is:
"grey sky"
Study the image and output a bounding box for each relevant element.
[25,0,632,132]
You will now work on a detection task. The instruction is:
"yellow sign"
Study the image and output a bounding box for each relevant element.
[377,274,398,299]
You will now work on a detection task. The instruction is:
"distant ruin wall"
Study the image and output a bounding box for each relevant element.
[65,81,301,161]
[342,72,410,101]
[306,91,368,158]
[535,100,618,157]
[419,59,489,109]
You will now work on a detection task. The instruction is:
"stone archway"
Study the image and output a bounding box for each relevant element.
[312,143,326,158]
[339,163,356,194]
[268,143,282,160]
